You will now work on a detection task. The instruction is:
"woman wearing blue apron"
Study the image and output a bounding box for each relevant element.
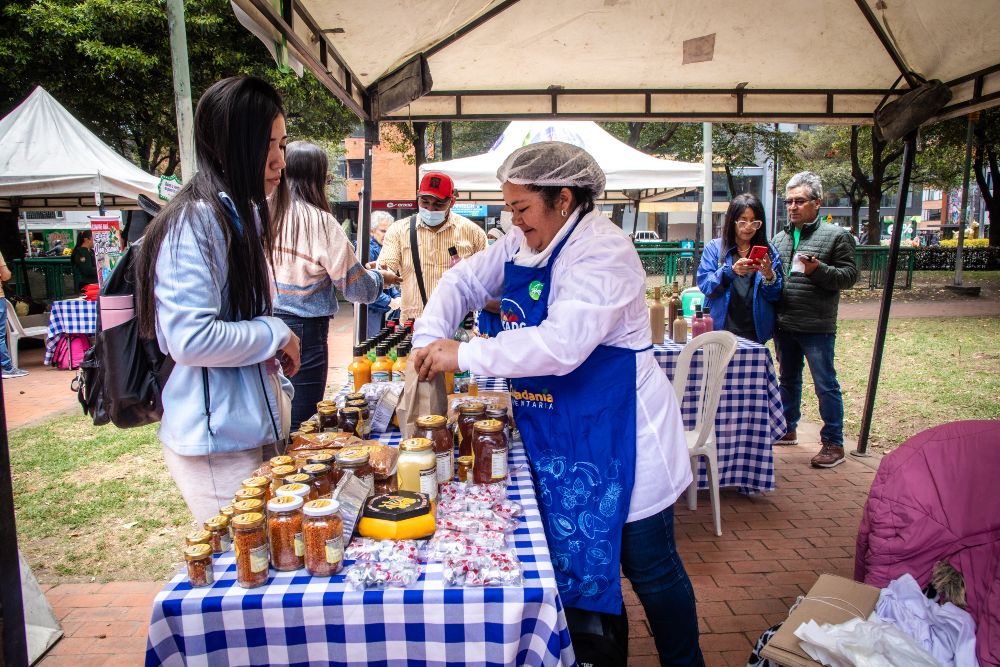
[412,143,704,666]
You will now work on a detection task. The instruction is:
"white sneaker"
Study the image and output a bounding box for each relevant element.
[2,368,29,379]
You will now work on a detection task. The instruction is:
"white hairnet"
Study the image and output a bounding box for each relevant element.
[496,141,606,197]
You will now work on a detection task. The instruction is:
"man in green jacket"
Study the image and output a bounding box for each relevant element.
[771,171,857,468]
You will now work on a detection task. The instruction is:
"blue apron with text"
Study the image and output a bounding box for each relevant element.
[502,218,639,614]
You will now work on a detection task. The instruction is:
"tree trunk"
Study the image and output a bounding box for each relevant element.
[412,122,428,188]
[973,129,1000,246]
[441,122,453,161]
[627,122,644,148]
[723,163,736,199]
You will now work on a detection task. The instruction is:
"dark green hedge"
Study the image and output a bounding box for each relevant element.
[913,247,1000,270]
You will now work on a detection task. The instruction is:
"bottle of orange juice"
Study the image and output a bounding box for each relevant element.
[370,343,393,383]
[392,343,409,382]
[347,344,371,391]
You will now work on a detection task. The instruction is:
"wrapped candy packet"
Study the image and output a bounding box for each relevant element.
[491,499,523,521]
[442,550,523,587]
[345,561,421,590]
[426,529,507,558]
[438,511,513,535]
[345,538,423,563]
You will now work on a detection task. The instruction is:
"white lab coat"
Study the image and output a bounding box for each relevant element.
[412,209,692,521]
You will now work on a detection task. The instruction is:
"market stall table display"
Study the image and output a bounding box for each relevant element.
[654,338,785,493]
[145,438,574,666]
[43,298,97,365]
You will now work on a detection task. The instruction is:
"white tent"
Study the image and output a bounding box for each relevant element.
[232,0,1000,125]
[0,86,160,211]
[419,121,703,202]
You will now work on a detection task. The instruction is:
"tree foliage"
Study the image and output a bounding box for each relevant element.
[0,0,356,179]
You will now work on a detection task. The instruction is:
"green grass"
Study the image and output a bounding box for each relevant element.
[11,417,192,581]
[789,316,1000,452]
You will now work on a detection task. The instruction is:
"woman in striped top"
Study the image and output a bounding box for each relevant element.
[272,141,398,426]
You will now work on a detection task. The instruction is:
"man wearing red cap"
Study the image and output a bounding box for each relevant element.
[374,171,487,320]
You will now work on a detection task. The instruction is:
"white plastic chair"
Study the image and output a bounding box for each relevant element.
[5,300,48,369]
[671,330,738,536]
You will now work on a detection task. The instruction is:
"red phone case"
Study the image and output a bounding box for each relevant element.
[748,245,768,261]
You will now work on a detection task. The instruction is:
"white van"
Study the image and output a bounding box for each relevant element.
[633,230,661,243]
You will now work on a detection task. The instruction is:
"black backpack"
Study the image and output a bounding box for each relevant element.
[565,605,629,667]
[75,240,175,428]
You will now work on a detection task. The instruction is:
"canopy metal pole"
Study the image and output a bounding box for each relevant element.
[353,120,378,345]
[854,131,917,457]
[954,114,976,287]
[702,123,713,243]
[0,378,29,667]
[166,0,197,180]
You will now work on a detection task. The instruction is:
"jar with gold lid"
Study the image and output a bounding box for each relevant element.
[232,512,268,588]
[471,419,508,485]
[456,455,474,482]
[456,402,486,458]
[317,405,339,432]
[300,463,332,497]
[302,499,344,577]
[335,447,373,494]
[414,414,453,484]
[269,465,297,494]
[344,392,366,404]
[204,515,231,553]
[242,476,272,503]
[397,438,438,501]
[275,482,312,501]
[338,406,365,438]
[316,399,338,413]
[184,543,214,588]
[185,529,212,547]
[234,486,265,504]
[345,399,371,435]
[232,498,265,519]
[220,505,236,539]
[283,473,316,500]
[267,495,305,571]
[269,455,294,469]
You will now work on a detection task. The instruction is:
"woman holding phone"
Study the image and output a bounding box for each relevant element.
[696,193,783,343]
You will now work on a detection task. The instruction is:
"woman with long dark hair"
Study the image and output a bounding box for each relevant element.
[271,141,397,426]
[696,193,783,344]
[136,76,301,525]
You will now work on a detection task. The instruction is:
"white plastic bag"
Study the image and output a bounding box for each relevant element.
[794,614,940,667]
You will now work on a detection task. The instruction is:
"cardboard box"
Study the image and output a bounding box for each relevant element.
[759,574,881,667]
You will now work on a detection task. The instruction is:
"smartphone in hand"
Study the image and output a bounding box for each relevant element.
[748,245,768,262]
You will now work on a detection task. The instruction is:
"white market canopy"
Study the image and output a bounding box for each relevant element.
[0,86,160,211]
[232,0,1000,124]
[420,121,704,203]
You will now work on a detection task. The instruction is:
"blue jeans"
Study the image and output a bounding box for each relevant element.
[620,506,705,666]
[773,328,844,445]
[0,300,13,372]
[276,314,330,428]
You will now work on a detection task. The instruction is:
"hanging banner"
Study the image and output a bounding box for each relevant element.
[89,215,124,288]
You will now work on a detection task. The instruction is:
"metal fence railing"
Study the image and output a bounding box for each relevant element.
[633,242,914,290]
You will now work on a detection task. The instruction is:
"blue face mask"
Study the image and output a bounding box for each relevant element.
[419,207,447,227]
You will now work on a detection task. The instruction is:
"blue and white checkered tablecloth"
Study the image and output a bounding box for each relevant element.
[654,338,785,493]
[145,438,574,667]
[43,298,97,365]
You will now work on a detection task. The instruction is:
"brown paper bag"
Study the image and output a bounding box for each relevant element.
[398,371,448,439]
